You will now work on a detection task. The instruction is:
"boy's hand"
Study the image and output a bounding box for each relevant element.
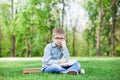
[60,56,67,64]
[60,39,66,48]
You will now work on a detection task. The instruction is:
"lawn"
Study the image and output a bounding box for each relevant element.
[0,57,120,80]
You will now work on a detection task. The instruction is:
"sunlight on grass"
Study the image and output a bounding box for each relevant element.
[72,57,120,61]
[0,57,120,80]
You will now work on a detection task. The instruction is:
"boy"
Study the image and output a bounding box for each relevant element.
[41,28,85,75]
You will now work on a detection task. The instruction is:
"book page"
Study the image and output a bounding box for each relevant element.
[60,60,77,67]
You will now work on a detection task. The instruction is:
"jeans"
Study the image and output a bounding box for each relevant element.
[43,62,80,73]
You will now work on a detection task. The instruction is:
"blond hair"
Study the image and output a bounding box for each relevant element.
[53,28,66,36]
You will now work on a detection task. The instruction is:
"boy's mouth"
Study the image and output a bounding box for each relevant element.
[56,42,62,46]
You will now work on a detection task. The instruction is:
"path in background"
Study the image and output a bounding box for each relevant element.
[0,57,120,61]
[0,57,42,61]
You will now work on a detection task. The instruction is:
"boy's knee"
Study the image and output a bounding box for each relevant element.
[74,62,80,68]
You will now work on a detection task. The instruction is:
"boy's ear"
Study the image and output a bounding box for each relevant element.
[64,36,66,40]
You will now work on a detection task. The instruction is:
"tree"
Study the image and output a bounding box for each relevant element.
[96,0,103,56]
[83,0,119,56]
[14,0,54,57]
[10,0,15,57]
[72,18,79,56]
[0,25,2,57]
[61,0,65,27]
[110,0,117,56]
[0,1,13,57]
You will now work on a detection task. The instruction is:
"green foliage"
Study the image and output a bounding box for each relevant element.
[115,46,120,56]
[0,0,120,57]
[0,3,12,57]
[82,0,120,56]
[0,0,54,57]
[14,0,54,57]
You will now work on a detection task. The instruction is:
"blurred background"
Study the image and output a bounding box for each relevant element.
[0,0,120,57]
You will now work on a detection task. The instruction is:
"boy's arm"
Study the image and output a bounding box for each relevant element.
[62,47,70,62]
[60,40,70,62]
[60,56,66,64]
[42,45,59,65]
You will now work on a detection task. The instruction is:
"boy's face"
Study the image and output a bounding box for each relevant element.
[52,34,66,47]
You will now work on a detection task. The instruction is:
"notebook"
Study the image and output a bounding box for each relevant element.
[60,60,77,67]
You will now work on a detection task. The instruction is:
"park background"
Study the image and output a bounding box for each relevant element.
[0,0,120,80]
[0,0,120,57]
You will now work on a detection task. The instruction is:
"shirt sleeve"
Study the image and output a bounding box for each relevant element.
[62,47,70,62]
[42,45,60,65]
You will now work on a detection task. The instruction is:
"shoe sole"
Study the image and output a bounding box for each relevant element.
[67,71,78,75]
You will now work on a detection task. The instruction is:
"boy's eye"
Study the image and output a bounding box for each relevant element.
[54,37,64,40]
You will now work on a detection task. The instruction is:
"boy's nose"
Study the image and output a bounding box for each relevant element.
[58,39,61,41]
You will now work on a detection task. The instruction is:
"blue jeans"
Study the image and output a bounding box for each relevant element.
[43,62,80,73]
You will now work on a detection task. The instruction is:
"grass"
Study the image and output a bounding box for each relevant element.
[0,57,120,80]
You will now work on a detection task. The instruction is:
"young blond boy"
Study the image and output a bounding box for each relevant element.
[41,28,85,75]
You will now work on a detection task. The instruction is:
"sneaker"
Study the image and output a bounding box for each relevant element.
[61,70,78,75]
[80,68,85,74]
[67,70,78,75]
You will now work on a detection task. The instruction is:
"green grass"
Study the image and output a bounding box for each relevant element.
[0,57,120,80]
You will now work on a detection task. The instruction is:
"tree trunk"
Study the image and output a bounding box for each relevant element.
[96,0,102,56]
[110,0,117,56]
[29,25,34,57]
[72,17,78,56]
[106,35,111,56]
[11,35,15,57]
[62,0,65,27]
[0,27,2,57]
[87,40,90,56]
[0,47,1,57]
[26,37,29,57]
[11,0,14,19]
[29,42,32,57]
[10,0,15,57]
[72,27,76,56]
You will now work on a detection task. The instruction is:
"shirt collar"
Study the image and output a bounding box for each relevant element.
[51,42,63,50]
[51,42,56,48]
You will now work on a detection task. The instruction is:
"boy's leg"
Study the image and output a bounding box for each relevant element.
[60,62,80,75]
[67,62,80,71]
[67,62,85,74]
[43,64,66,73]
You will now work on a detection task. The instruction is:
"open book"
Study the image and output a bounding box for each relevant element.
[60,60,77,67]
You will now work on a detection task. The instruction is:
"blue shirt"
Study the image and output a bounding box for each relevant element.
[41,42,70,71]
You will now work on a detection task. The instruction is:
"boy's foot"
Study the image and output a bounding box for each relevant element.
[67,70,78,75]
[61,70,78,75]
[80,68,85,74]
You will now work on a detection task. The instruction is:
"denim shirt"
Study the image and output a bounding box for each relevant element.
[41,42,70,71]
